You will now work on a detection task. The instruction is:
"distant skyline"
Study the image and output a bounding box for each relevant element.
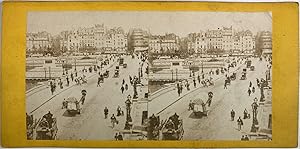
[27,11,272,37]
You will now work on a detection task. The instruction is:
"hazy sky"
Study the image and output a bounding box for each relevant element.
[27,11,272,37]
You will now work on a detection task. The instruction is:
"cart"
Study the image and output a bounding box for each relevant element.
[35,114,58,140]
[193,98,208,116]
[123,63,127,68]
[161,118,184,140]
[65,97,82,115]
[103,70,109,78]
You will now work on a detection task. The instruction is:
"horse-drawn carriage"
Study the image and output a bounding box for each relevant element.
[62,97,82,115]
[161,114,184,140]
[35,117,58,140]
[146,115,161,140]
[192,98,209,116]
[103,70,109,78]
[26,112,58,140]
[230,73,236,81]
[114,66,120,78]
[99,75,104,83]
[146,113,184,140]
[240,69,247,80]
[123,63,127,68]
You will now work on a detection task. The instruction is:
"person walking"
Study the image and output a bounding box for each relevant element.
[104,107,109,119]
[114,133,118,140]
[122,79,125,85]
[249,81,252,87]
[111,114,117,128]
[97,76,101,87]
[117,106,122,116]
[248,88,252,96]
[197,75,201,84]
[186,82,190,91]
[244,135,250,141]
[66,76,69,86]
[71,73,74,82]
[230,109,235,121]
[125,84,128,91]
[243,108,248,119]
[252,86,255,93]
[237,117,243,131]
[193,79,196,88]
[224,80,227,89]
[177,87,181,96]
[121,86,125,94]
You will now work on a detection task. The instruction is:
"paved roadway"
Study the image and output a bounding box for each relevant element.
[148,57,270,140]
[28,55,145,140]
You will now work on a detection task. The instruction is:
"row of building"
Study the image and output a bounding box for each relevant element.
[186,27,256,55]
[26,31,52,52]
[26,25,272,56]
[60,24,128,52]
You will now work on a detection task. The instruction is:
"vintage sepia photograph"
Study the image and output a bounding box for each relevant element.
[25,11,272,141]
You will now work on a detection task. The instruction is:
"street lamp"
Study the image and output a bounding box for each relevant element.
[125,98,132,123]
[251,101,259,132]
[171,69,174,81]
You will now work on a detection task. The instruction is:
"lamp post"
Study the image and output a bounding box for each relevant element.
[251,101,259,132]
[171,69,174,81]
[125,98,132,122]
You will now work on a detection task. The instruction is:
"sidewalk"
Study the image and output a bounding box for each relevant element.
[26,60,117,114]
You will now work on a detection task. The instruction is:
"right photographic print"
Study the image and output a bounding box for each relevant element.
[147,12,272,141]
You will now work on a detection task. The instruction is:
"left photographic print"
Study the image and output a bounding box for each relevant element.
[25,11,149,140]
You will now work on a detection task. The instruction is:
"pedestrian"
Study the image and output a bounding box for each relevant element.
[193,79,196,88]
[121,86,125,94]
[114,133,118,140]
[241,135,245,141]
[188,100,194,110]
[50,85,55,95]
[230,109,235,121]
[252,86,255,93]
[248,88,252,96]
[66,76,69,86]
[237,117,243,131]
[186,82,190,91]
[125,84,128,90]
[117,133,123,140]
[249,81,252,87]
[243,108,248,119]
[104,107,109,119]
[117,106,121,116]
[244,135,250,141]
[97,76,101,87]
[111,114,117,128]
[71,73,74,82]
[122,79,125,85]
[177,88,181,96]
[224,80,227,89]
[197,75,201,84]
